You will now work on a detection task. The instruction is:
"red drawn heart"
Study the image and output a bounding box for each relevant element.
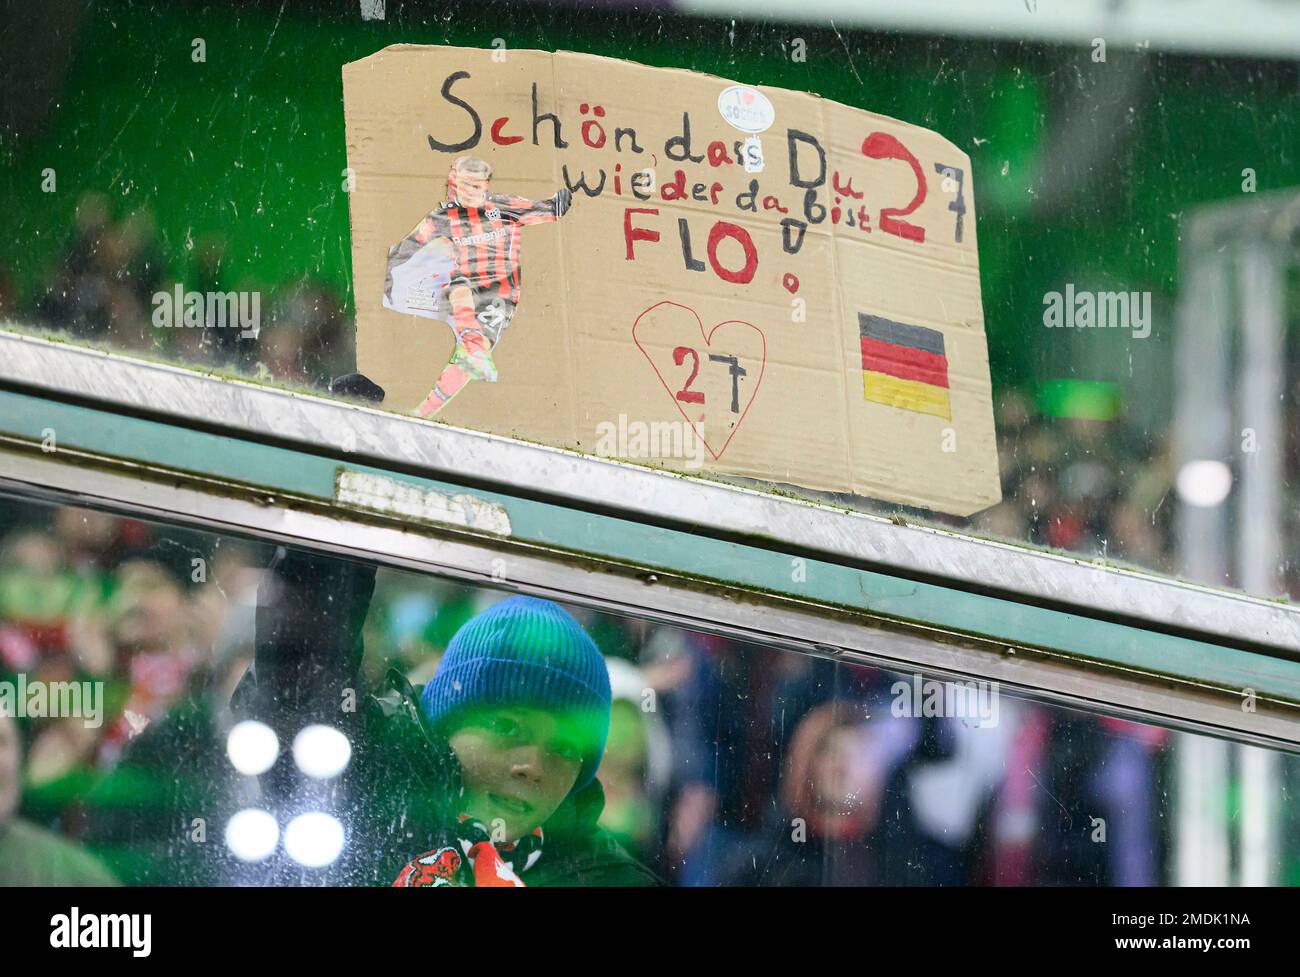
[742,90,754,105]
[632,300,766,461]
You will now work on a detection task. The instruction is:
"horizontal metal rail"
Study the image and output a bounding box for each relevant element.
[0,328,1296,656]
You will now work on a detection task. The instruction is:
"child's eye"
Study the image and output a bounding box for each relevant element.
[487,716,521,738]
[551,741,580,762]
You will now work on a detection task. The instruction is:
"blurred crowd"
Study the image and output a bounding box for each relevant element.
[972,391,1175,575]
[0,496,1228,887]
[584,622,1179,886]
[0,499,268,883]
[1,191,353,388]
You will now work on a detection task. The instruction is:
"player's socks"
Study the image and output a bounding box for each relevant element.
[414,384,453,417]
[413,388,444,417]
[414,364,471,416]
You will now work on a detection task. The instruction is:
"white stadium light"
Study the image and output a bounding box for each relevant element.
[1176,459,1233,508]
[284,812,346,868]
[292,724,353,780]
[224,808,280,863]
[226,720,280,776]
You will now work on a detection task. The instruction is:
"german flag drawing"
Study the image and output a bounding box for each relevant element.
[858,314,951,419]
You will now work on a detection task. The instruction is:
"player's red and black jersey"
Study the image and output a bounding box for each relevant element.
[405,189,561,304]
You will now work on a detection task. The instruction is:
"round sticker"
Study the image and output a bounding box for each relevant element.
[717,85,775,134]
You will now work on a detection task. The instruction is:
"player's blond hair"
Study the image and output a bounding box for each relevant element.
[454,156,493,180]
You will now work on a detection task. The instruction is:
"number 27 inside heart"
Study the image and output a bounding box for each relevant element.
[632,300,767,460]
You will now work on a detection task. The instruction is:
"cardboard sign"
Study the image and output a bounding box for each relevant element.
[342,45,1000,516]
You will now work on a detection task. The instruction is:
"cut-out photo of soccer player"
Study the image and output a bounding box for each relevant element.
[383,156,573,417]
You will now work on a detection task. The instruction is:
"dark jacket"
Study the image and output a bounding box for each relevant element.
[235,547,659,887]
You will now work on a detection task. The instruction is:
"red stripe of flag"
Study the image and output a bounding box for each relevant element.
[860,336,950,388]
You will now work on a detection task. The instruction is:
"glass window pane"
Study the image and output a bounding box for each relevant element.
[2,491,1294,886]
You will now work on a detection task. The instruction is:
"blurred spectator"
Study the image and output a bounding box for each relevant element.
[1000,712,1168,886]
[256,280,352,387]
[53,506,149,575]
[598,658,673,865]
[0,527,100,674]
[24,554,205,791]
[0,708,116,885]
[883,702,1019,885]
[747,700,898,885]
[79,588,260,886]
[359,574,476,687]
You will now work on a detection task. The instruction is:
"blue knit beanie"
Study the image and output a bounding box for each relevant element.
[420,595,612,792]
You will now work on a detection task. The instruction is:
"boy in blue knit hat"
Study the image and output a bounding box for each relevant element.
[239,550,659,887]
[393,595,628,886]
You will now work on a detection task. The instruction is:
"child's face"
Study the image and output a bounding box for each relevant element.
[448,706,584,842]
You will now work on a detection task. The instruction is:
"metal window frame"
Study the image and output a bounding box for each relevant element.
[1,328,1299,751]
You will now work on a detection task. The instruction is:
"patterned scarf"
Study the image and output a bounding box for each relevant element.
[392,818,544,887]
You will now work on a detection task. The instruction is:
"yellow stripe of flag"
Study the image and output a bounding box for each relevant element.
[863,371,951,419]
